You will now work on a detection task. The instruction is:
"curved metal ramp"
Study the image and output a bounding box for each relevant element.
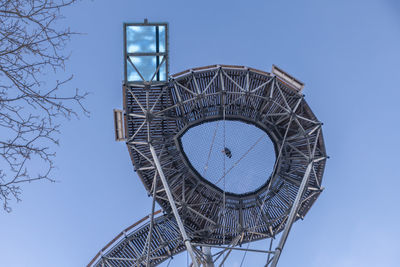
[88,211,187,267]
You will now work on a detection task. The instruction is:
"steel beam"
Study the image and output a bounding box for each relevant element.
[202,246,214,267]
[145,173,158,266]
[149,143,199,267]
[191,243,273,254]
[269,161,314,267]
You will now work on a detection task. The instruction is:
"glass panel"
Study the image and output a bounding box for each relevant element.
[127,56,167,82]
[126,26,156,53]
[126,58,141,82]
[125,24,167,82]
[158,56,167,81]
[158,26,166,53]
[128,56,158,82]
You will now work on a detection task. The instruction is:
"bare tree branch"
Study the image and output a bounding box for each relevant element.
[0,0,87,212]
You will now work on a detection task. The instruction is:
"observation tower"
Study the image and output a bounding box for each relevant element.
[88,20,327,267]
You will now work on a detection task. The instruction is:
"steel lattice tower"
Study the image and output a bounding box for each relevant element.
[88,20,327,267]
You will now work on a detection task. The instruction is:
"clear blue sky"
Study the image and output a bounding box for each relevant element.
[1,0,400,266]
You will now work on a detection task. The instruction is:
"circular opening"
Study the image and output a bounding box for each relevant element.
[180,120,276,195]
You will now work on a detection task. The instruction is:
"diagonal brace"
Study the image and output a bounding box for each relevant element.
[269,161,314,267]
[149,143,199,267]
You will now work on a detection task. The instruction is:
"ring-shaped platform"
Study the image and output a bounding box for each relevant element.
[89,65,327,267]
[124,64,326,245]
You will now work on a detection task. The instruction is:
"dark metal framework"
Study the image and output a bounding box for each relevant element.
[89,64,327,266]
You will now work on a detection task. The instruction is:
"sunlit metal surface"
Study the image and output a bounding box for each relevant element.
[90,64,327,266]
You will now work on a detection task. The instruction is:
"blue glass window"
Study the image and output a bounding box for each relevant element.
[126,26,156,53]
[125,24,168,83]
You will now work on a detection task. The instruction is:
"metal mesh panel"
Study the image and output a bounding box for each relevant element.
[181,120,276,194]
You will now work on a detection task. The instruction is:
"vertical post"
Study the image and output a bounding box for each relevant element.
[145,174,158,266]
[149,143,199,267]
[270,161,313,267]
[202,246,214,267]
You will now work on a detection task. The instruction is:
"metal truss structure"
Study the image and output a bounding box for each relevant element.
[89,64,327,267]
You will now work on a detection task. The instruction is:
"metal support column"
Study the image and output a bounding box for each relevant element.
[149,143,199,267]
[145,174,158,266]
[270,161,314,267]
[202,246,214,267]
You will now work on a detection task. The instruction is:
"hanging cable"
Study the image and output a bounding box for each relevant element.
[203,121,219,176]
[222,99,227,267]
[215,133,266,186]
[166,257,173,267]
[240,116,293,267]
[239,242,250,267]
[266,237,274,266]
